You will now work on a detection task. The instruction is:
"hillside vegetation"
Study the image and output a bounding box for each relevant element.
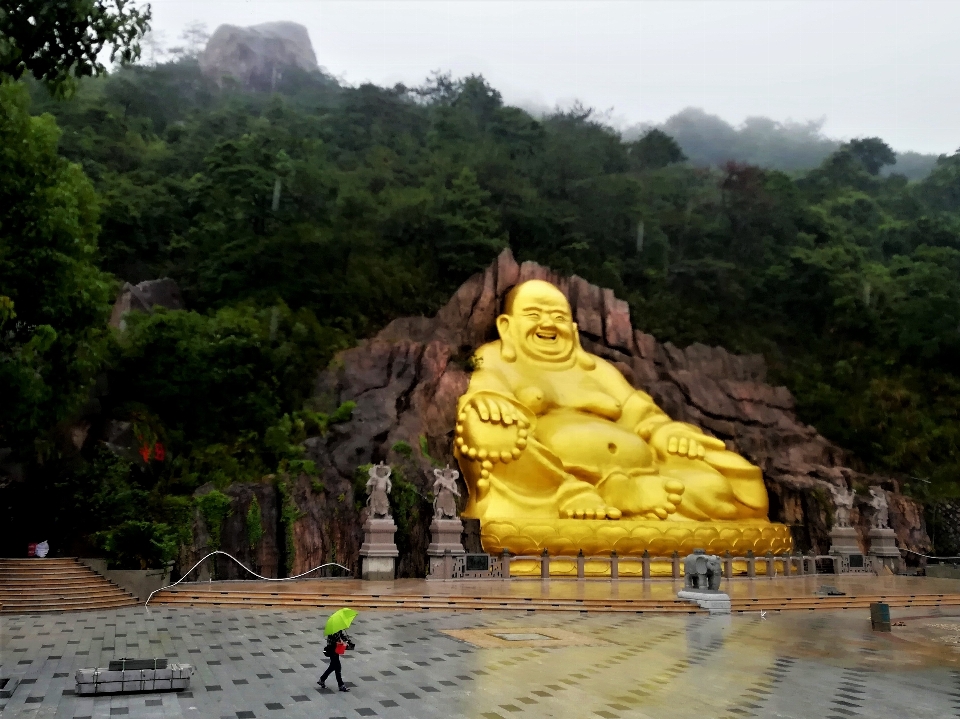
[3,59,960,563]
[623,107,939,179]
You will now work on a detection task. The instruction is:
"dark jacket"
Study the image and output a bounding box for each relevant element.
[323,631,355,656]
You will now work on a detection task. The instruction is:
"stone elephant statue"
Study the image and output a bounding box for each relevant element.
[684,549,722,591]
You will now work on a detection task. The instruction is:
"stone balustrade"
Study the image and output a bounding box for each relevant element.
[427,549,825,580]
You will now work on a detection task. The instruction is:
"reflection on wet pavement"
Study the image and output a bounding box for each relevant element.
[1,604,957,718]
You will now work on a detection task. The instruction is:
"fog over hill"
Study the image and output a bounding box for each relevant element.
[622,108,940,180]
[142,21,942,181]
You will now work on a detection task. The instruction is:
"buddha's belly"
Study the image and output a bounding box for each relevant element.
[535,409,655,475]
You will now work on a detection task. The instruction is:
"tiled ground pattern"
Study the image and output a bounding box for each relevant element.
[1,605,958,718]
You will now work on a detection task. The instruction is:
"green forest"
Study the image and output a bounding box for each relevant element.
[3,38,960,563]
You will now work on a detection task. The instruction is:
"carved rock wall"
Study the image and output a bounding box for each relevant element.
[294,249,931,576]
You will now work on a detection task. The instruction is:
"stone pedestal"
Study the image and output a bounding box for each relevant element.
[829,526,860,555]
[868,528,902,574]
[828,526,866,572]
[427,518,465,579]
[428,518,465,555]
[359,518,399,581]
[677,590,731,615]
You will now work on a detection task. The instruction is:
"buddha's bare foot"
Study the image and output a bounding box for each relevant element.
[599,473,684,519]
[560,492,622,520]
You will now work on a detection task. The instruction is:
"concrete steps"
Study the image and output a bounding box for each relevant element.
[151,586,960,614]
[152,588,701,613]
[0,558,138,613]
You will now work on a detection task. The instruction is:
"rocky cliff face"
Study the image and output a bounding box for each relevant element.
[108,278,184,329]
[183,482,280,581]
[199,22,319,91]
[292,250,930,576]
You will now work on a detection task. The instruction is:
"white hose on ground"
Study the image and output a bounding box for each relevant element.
[144,550,352,606]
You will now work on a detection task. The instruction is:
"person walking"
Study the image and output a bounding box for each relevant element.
[319,607,357,692]
[318,629,353,691]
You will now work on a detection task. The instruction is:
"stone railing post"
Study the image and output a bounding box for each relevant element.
[765,551,775,578]
[784,553,792,577]
[723,551,733,580]
[610,551,619,580]
[577,549,585,579]
[501,549,511,579]
[541,549,550,580]
[808,552,817,576]
[672,551,680,580]
[642,550,650,580]
[747,550,756,578]
[796,552,805,576]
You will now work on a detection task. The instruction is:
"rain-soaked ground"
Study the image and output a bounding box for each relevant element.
[2,603,959,718]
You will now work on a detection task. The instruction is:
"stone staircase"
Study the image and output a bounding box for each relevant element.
[150,585,960,614]
[0,558,138,613]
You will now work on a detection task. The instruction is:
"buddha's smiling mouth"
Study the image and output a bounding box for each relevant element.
[535,329,558,341]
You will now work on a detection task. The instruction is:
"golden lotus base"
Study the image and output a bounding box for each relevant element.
[481,518,794,564]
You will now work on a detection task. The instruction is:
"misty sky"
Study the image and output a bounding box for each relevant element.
[144,0,960,155]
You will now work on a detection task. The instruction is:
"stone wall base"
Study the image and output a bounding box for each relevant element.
[361,556,396,581]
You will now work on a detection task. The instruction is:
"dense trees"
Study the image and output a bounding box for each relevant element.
[0,0,151,94]
[0,81,114,465]
[3,57,960,561]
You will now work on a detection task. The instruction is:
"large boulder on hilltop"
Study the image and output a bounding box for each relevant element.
[199,22,319,91]
[292,249,931,577]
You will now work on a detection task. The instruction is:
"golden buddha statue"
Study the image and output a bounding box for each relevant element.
[454,279,791,565]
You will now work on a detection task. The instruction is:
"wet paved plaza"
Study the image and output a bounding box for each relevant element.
[2,603,959,718]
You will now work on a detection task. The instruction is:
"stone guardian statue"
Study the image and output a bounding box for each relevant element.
[432,465,461,519]
[868,487,889,530]
[829,484,854,528]
[360,463,398,580]
[365,463,393,519]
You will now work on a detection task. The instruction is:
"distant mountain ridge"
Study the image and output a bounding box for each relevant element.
[622,107,939,180]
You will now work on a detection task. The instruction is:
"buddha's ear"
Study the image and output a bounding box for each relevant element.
[573,323,596,370]
[497,315,517,362]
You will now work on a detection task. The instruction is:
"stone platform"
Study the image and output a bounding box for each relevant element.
[149,575,960,615]
[677,589,732,614]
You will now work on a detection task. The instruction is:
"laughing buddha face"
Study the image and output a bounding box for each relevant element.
[499,280,577,364]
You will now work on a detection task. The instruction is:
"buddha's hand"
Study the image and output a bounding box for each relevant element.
[649,422,726,461]
[466,394,521,426]
[455,393,531,464]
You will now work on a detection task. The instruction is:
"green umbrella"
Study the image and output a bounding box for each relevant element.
[324,608,358,636]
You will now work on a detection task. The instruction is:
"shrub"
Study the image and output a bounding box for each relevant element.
[246,494,264,549]
[196,489,232,551]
